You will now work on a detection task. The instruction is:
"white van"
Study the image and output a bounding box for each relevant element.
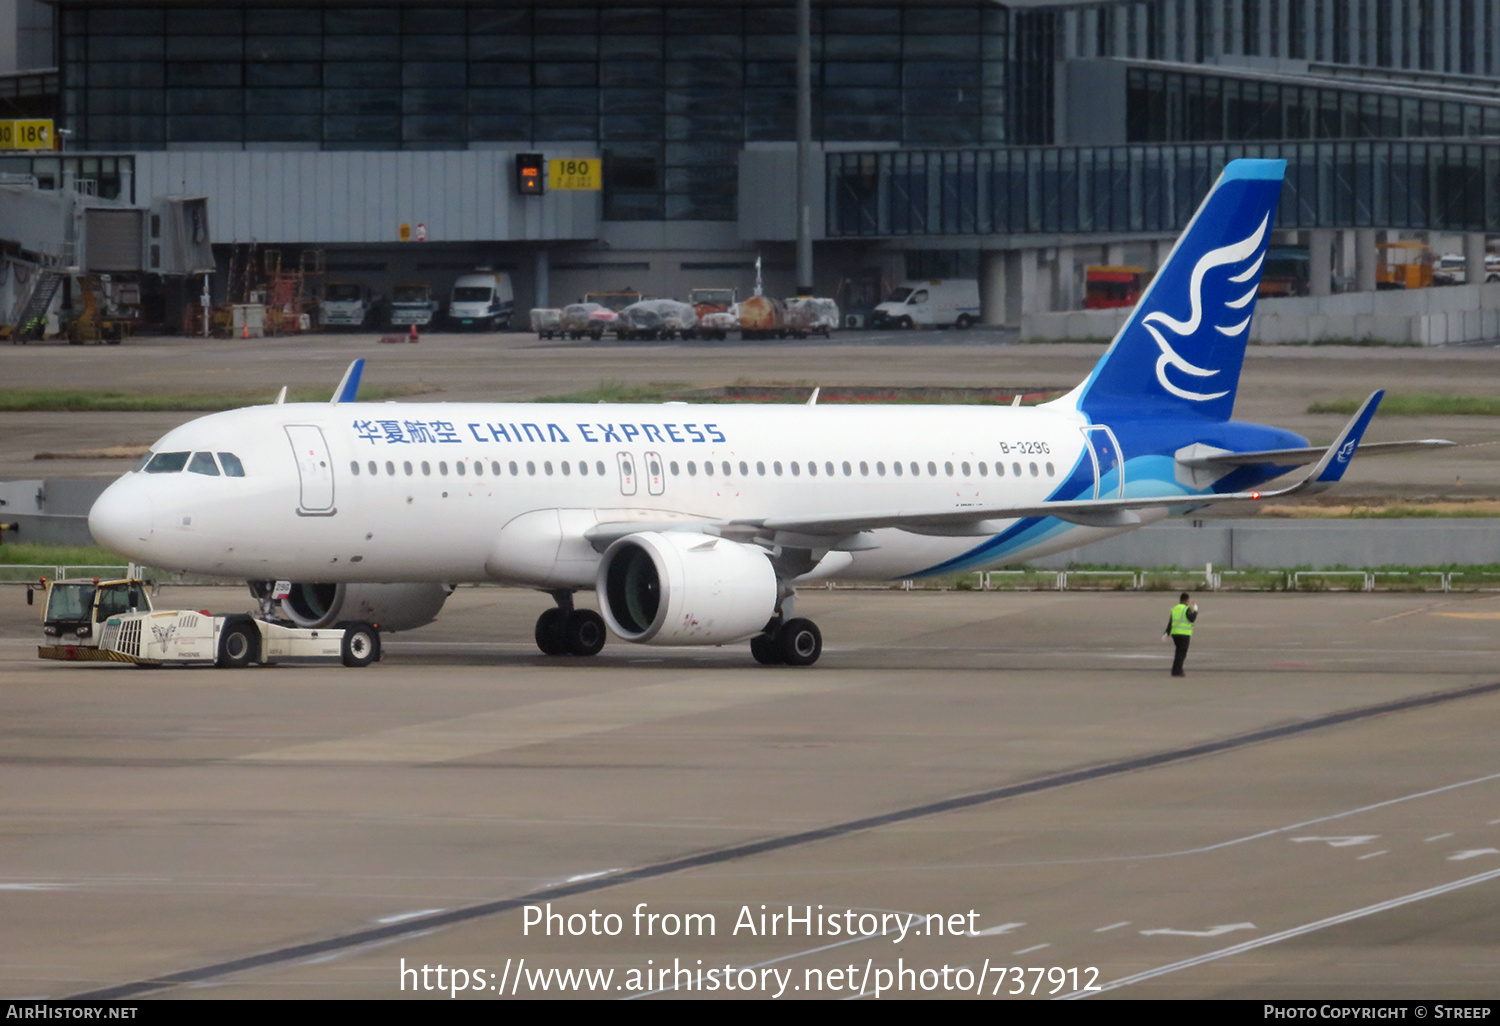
[448,271,514,330]
[871,279,981,329]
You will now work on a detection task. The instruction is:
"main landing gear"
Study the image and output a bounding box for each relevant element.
[534,592,606,657]
[750,616,823,667]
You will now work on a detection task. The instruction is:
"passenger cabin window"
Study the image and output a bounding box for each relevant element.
[187,452,220,476]
[144,451,190,474]
[218,453,245,477]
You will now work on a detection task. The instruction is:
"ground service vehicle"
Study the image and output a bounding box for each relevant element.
[871,279,980,328]
[1085,266,1151,308]
[1377,241,1434,289]
[449,272,514,330]
[389,283,440,328]
[689,287,736,321]
[31,577,380,668]
[1257,247,1311,298]
[320,282,378,328]
[530,307,563,338]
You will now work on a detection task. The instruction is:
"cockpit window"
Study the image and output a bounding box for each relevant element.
[144,451,190,474]
[134,453,152,472]
[188,452,220,476]
[217,453,245,477]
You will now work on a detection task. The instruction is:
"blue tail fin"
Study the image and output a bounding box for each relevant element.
[1067,158,1286,423]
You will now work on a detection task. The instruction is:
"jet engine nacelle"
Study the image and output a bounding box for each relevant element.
[256,582,452,633]
[597,531,778,646]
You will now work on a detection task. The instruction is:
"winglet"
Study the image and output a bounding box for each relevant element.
[331,359,364,406]
[807,387,820,407]
[1301,389,1383,490]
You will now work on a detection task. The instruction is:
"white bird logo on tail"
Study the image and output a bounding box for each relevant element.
[1141,214,1268,402]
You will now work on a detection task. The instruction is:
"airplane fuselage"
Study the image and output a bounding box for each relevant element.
[91,399,1302,586]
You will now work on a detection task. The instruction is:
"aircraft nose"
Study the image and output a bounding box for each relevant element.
[88,477,154,556]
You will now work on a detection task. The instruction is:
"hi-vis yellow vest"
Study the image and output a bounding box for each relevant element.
[1170,603,1194,636]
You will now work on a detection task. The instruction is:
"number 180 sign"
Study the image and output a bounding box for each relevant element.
[548,159,601,191]
[0,120,54,150]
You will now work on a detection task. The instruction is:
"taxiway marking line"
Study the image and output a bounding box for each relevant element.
[1060,867,1500,999]
[72,677,1500,1001]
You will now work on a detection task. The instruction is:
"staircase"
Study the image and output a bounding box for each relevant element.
[10,269,64,343]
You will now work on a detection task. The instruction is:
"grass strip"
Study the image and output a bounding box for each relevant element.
[0,384,433,412]
[1309,394,1500,416]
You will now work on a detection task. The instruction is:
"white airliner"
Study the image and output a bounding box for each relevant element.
[88,159,1447,666]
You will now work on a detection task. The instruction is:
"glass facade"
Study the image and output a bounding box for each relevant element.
[1067,0,1500,77]
[59,3,1009,221]
[828,141,1500,236]
[1126,66,1500,143]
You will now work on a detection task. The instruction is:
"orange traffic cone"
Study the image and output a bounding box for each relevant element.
[409,322,419,343]
[242,323,249,339]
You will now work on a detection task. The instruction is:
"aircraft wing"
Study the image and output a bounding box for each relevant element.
[734,391,1388,540]
[1176,438,1452,469]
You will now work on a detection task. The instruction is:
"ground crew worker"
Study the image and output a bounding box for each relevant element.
[1165,592,1199,677]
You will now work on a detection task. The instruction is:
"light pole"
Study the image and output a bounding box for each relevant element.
[795,0,813,296]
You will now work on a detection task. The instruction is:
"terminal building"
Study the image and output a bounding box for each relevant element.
[5,0,1500,340]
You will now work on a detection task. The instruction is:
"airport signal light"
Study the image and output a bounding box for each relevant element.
[516,153,545,195]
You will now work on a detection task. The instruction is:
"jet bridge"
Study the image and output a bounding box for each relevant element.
[1,173,212,341]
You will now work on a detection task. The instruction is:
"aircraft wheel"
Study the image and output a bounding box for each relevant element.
[217,620,257,668]
[563,609,606,657]
[340,621,381,667]
[777,618,822,667]
[535,607,568,656]
[750,632,785,666]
